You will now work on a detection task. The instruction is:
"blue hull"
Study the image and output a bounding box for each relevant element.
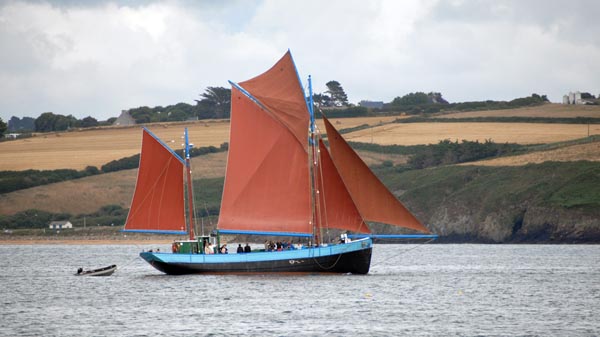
[140,238,373,275]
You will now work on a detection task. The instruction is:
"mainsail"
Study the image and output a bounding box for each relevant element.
[124,129,187,234]
[217,52,312,235]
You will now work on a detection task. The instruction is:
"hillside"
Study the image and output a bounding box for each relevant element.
[0,147,407,216]
[462,140,600,166]
[1,106,599,243]
[383,161,600,243]
[0,152,227,215]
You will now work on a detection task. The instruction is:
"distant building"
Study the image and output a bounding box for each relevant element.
[113,110,136,126]
[49,221,73,230]
[563,91,596,105]
[4,133,20,139]
[358,100,384,109]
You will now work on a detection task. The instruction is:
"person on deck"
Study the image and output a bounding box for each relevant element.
[244,243,251,253]
[205,242,214,255]
[237,244,244,253]
[220,244,228,254]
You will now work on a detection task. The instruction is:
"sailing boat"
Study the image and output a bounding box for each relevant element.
[124,51,436,275]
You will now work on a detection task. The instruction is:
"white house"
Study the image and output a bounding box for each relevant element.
[563,91,595,105]
[49,221,73,230]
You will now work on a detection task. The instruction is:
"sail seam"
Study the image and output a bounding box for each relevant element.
[125,130,184,232]
[127,159,174,230]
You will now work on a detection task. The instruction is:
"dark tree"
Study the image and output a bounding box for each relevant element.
[196,87,231,119]
[129,106,155,124]
[35,112,82,132]
[325,80,349,106]
[8,116,35,132]
[35,112,58,132]
[391,92,430,106]
[53,114,77,131]
[81,116,99,128]
[312,93,333,107]
[0,117,6,138]
[580,92,595,99]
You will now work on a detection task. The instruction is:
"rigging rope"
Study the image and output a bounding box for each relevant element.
[312,252,344,270]
[372,238,436,267]
[114,254,142,272]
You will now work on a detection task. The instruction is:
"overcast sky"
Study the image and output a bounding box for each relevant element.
[1,0,599,121]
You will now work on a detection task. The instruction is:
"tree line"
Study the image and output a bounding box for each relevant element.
[379,93,549,115]
[3,80,551,137]
[348,139,525,170]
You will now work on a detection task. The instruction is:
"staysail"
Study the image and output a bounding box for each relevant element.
[217,52,312,236]
[323,117,430,233]
[124,128,187,234]
[317,140,371,234]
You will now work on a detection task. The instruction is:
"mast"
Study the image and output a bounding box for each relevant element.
[184,128,195,240]
[308,75,321,245]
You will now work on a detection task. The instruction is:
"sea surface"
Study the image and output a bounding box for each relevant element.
[0,244,598,337]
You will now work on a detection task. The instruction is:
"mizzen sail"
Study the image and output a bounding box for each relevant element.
[323,117,430,233]
[124,128,187,234]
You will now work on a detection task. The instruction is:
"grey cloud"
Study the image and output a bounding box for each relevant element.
[427,0,600,46]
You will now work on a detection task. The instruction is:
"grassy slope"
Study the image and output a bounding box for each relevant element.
[377,161,600,242]
[387,161,600,211]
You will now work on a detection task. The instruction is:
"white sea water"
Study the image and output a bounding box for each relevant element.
[0,244,598,336]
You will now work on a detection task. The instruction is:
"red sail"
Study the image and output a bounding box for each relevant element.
[124,129,186,233]
[217,86,312,234]
[323,117,430,233]
[317,140,370,234]
[239,51,309,151]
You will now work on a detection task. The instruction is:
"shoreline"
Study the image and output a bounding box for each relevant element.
[0,238,175,245]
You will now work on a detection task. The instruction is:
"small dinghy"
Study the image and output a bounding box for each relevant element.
[76,264,117,276]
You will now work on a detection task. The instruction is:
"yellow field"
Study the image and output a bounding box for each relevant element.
[461,141,600,166]
[344,122,600,145]
[314,116,399,133]
[441,103,600,118]
[0,117,398,171]
[0,121,230,171]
